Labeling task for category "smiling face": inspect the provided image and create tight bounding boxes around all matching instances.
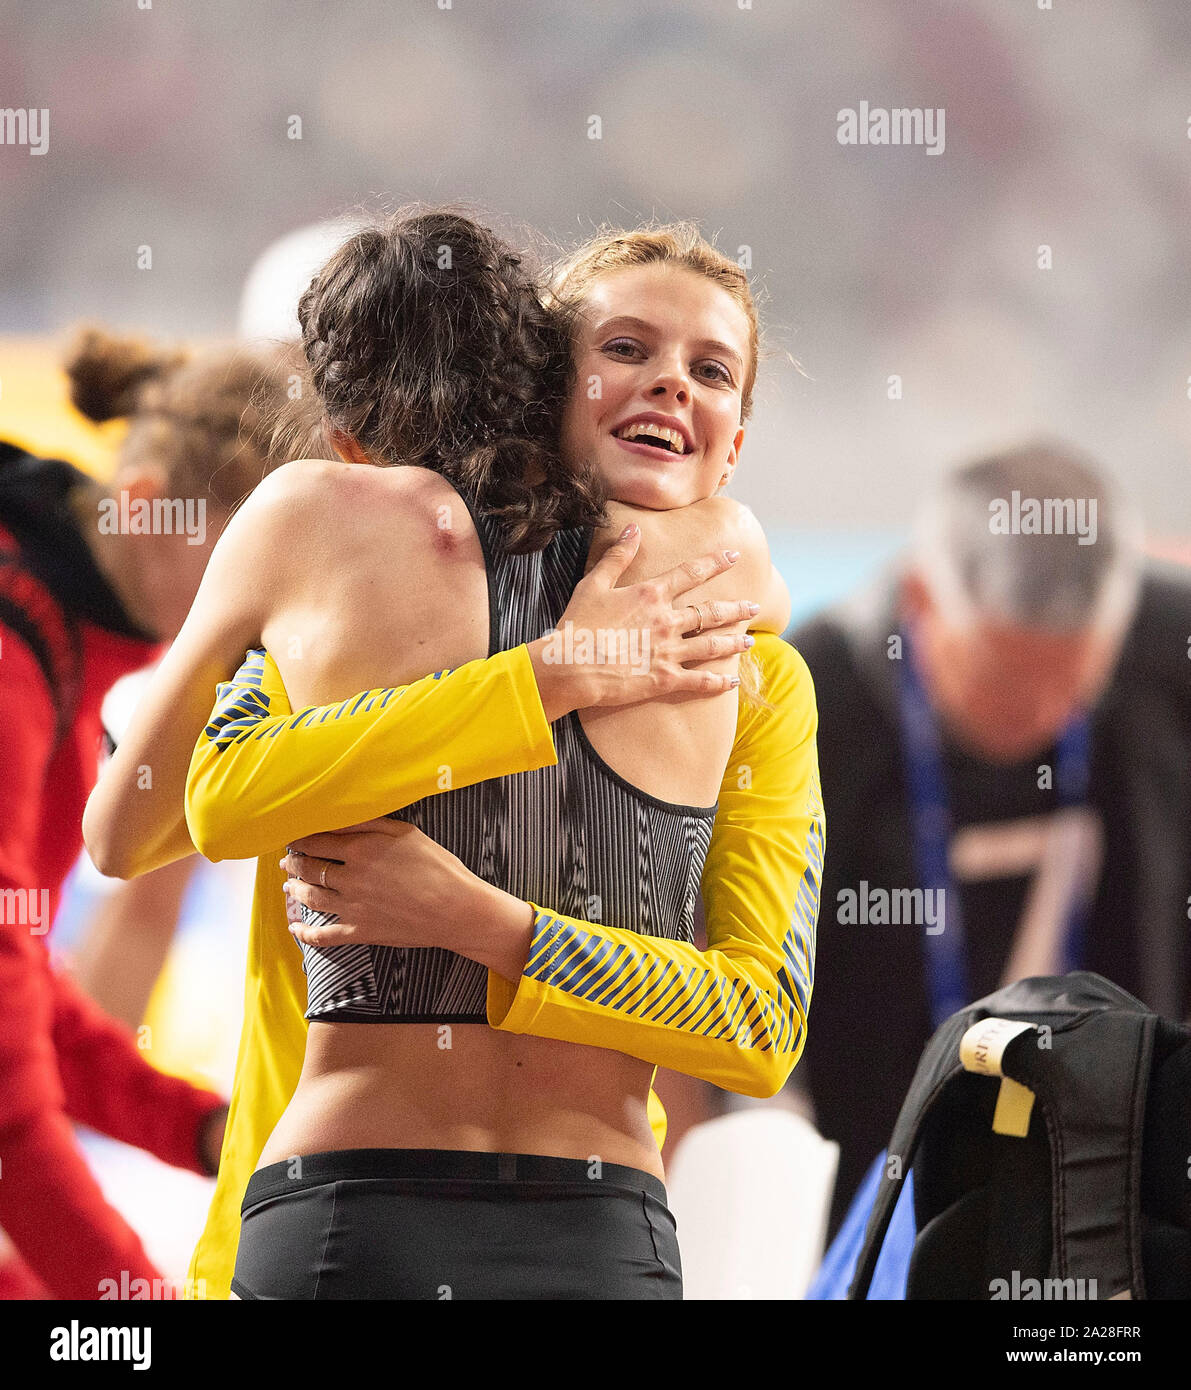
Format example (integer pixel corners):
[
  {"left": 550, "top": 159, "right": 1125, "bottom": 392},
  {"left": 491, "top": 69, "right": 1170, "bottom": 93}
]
[{"left": 559, "top": 263, "right": 752, "bottom": 510}]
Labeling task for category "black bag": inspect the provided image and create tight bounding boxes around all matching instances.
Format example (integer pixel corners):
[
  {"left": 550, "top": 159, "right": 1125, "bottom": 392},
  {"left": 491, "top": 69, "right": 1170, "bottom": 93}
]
[{"left": 848, "top": 972, "right": 1191, "bottom": 1300}]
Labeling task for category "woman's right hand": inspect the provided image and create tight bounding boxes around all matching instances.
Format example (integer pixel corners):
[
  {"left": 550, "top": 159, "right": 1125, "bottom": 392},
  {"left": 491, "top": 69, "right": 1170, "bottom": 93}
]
[{"left": 527, "top": 523, "right": 758, "bottom": 718}]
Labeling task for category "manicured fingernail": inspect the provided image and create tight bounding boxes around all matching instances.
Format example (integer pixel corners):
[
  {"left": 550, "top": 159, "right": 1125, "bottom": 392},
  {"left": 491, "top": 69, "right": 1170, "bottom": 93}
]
[
  {"left": 729, "top": 676, "right": 741, "bottom": 687},
  {"left": 619, "top": 523, "right": 638, "bottom": 540},
  {"left": 748, "top": 602, "right": 760, "bottom": 615},
  {"left": 743, "top": 634, "right": 756, "bottom": 647},
  {"left": 724, "top": 549, "right": 740, "bottom": 562}
]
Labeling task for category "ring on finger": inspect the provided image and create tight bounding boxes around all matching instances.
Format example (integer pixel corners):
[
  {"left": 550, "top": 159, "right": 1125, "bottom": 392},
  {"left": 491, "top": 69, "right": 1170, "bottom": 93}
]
[
  {"left": 686, "top": 603, "right": 704, "bottom": 636},
  {"left": 319, "top": 862, "right": 330, "bottom": 890}
]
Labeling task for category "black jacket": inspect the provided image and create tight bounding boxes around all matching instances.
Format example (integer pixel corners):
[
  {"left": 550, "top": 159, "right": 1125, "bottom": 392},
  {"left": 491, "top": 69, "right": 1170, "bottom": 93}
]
[{"left": 790, "top": 566, "right": 1191, "bottom": 1238}]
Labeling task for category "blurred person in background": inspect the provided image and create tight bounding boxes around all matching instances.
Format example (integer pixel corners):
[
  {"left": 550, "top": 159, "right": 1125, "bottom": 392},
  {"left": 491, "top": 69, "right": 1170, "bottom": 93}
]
[
  {"left": 0, "top": 326, "right": 293, "bottom": 1297},
  {"left": 788, "top": 441, "right": 1191, "bottom": 1239}
]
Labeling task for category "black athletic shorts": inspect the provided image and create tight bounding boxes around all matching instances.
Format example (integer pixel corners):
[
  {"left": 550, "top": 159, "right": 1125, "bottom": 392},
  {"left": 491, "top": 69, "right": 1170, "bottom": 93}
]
[{"left": 230, "top": 1147, "right": 683, "bottom": 1300}]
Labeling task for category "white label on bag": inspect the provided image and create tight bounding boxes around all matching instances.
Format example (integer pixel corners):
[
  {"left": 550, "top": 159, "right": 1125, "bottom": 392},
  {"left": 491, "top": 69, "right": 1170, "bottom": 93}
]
[{"left": 959, "top": 1017, "right": 1036, "bottom": 1078}]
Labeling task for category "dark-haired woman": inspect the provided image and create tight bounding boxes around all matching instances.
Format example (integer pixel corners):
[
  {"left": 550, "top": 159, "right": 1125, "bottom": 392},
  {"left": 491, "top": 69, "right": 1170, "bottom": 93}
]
[
  {"left": 87, "top": 212, "right": 821, "bottom": 1299},
  {"left": 0, "top": 328, "right": 292, "bottom": 1298}
]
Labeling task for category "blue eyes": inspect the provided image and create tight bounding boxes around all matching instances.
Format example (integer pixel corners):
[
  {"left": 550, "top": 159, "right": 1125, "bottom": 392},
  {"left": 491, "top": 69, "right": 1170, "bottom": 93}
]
[{"left": 601, "top": 339, "right": 733, "bottom": 385}]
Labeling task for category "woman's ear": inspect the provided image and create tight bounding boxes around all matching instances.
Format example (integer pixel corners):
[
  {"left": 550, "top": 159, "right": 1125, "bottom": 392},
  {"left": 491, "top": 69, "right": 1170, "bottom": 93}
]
[{"left": 717, "top": 424, "right": 746, "bottom": 489}]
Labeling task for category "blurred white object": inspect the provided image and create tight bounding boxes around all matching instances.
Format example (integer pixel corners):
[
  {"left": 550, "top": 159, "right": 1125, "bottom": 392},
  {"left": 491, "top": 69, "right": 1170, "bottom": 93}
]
[
  {"left": 101, "top": 664, "right": 156, "bottom": 746},
  {"left": 666, "top": 1108, "right": 838, "bottom": 1300},
  {"left": 237, "top": 217, "right": 366, "bottom": 343},
  {"left": 80, "top": 1132, "right": 215, "bottom": 1295}
]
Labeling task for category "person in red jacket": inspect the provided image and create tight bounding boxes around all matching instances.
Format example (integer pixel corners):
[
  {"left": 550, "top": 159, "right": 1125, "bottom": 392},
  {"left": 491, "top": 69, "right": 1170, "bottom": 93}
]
[{"left": 0, "top": 326, "right": 293, "bottom": 1298}]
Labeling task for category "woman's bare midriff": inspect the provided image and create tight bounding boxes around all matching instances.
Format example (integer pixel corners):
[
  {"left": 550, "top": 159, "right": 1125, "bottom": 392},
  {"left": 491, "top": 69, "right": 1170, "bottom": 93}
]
[{"left": 255, "top": 1021, "right": 665, "bottom": 1180}]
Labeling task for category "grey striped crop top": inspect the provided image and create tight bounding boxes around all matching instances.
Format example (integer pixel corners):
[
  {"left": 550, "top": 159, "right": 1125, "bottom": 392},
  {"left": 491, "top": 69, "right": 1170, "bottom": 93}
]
[{"left": 298, "top": 483, "right": 717, "bottom": 1023}]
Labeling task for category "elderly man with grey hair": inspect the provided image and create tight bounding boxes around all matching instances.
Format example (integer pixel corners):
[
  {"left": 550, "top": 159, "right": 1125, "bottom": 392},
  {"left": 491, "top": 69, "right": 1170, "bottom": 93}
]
[{"left": 789, "top": 440, "right": 1191, "bottom": 1239}]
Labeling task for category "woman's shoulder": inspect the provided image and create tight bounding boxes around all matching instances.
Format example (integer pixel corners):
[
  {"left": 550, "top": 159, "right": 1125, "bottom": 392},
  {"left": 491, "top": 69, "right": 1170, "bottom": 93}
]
[
  {"left": 683, "top": 493, "right": 764, "bottom": 530},
  {"left": 599, "top": 494, "right": 768, "bottom": 571},
  {"left": 250, "top": 458, "right": 449, "bottom": 503},
  {"left": 237, "top": 460, "right": 466, "bottom": 538},
  {"left": 604, "top": 493, "right": 763, "bottom": 542},
  {"left": 209, "top": 461, "right": 479, "bottom": 609}
]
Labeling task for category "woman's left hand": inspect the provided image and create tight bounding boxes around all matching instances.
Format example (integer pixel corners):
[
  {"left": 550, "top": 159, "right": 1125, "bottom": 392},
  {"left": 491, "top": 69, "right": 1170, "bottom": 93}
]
[
  {"left": 280, "top": 818, "right": 537, "bottom": 980},
  {"left": 280, "top": 817, "right": 482, "bottom": 952}
]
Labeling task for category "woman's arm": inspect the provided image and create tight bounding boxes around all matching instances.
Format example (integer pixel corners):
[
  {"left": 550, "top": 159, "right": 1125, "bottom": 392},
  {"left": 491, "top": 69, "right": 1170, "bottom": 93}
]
[
  {"left": 288, "top": 633, "right": 823, "bottom": 1099},
  {"left": 467, "top": 633, "right": 822, "bottom": 1098},
  {"left": 83, "top": 462, "right": 315, "bottom": 878},
  {"left": 183, "top": 541, "right": 755, "bottom": 862},
  {"left": 185, "top": 644, "right": 560, "bottom": 860},
  {"left": 486, "top": 643, "right": 818, "bottom": 1097}
]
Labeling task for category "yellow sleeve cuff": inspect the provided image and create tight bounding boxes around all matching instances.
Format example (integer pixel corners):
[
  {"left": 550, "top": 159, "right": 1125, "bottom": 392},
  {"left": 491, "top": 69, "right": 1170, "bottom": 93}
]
[
  {"left": 501, "top": 646, "right": 556, "bottom": 770},
  {"left": 485, "top": 898, "right": 550, "bottom": 1032}
]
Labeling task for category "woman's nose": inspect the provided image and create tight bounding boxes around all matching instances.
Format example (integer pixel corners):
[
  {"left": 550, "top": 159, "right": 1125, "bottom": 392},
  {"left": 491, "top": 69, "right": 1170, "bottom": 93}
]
[{"left": 648, "top": 373, "right": 690, "bottom": 404}]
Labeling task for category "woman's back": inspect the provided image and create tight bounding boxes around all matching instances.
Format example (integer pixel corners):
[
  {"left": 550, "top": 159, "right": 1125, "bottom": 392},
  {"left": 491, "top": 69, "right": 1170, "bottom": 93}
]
[{"left": 265, "top": 465, "right": 751, "bottom": 832}]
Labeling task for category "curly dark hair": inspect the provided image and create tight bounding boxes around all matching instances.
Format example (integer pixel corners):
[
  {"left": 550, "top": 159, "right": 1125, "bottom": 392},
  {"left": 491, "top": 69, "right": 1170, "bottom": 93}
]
[{"left": 280, "top": 207, "right": 608, "bottom": 552}]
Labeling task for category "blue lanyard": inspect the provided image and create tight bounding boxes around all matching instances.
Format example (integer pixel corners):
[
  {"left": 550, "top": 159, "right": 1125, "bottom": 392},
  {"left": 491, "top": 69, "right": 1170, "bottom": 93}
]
[{"left": 895, "top": 623, "right": 1092, "bottom": 1029}]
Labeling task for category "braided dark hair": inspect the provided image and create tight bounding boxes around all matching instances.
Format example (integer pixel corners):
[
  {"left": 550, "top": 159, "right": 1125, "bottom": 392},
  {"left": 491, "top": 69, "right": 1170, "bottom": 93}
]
[{"left": 286, "top": 208, "right": 607, "bottom": 552}]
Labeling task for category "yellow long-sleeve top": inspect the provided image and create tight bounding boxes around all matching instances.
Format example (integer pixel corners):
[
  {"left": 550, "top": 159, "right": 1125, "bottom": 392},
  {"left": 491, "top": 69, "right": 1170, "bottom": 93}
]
[{"left": 185, "top": 633, "right": 823, "bottom": 1298}]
